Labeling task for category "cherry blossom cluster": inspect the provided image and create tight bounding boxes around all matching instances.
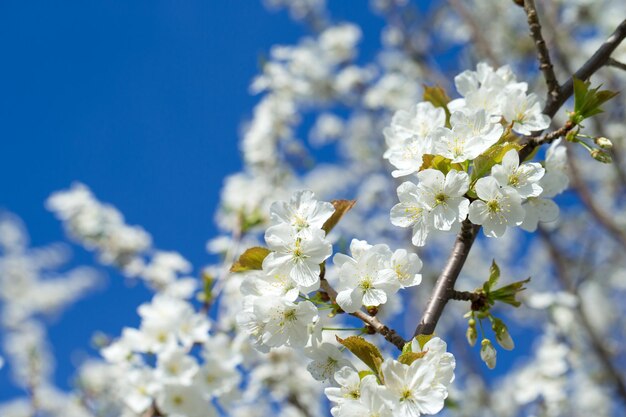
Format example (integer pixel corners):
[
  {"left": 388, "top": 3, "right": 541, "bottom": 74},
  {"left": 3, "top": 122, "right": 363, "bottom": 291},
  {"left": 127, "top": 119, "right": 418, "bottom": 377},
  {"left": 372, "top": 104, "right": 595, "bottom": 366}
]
[
  {"left": 46, "top": 183, "right": 152, "bottom": 272},
  {"left": 333, "top": 239, "right": 422, "bottom": 313},
  {"left": 386, "top": 63, "right": 569, "bottom": 245},
  {"left": 47, "top": 183, "right": 199, "bottom": 295},
  {"left": 0, "top": 214, "right": 99, "bottom": 417},
  {"left": 237, "top": 190, "right": 334, "bottom": 351},
  {"left": 325, "top": 337, "right": 455, "bottom": 417},
  {"left": 235, "top": 189, "right": 457, "bottom": 416},
  {"left": 100, "top": 294, "right": 233, "bottom": 417}
]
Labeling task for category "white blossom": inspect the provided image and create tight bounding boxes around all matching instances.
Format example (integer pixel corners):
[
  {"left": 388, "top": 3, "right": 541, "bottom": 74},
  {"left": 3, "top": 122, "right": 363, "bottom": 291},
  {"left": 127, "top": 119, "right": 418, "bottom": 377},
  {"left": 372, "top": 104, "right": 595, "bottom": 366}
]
[
  {"left": 431, "top": 110, "right": 504, "bottom": 163},
  {"left": 269, "top": 190, "right": 335, "bottom": 235},
  {"left": 334, "top": 240, "right": 400, "bottom": 313},
  {"left": 491, "top": 149, "right": 545, "bottom": 198},
  {"left": 415, "top": 169, "right": 470, "bottom": 230},
  {"left": 390, "top": 181, "right": 433, "bottom": 247},
  {"left": 468, "top": 176, "right": 525, "bottom": 237},
  {"left": 263, "top": 223, "right": 332, "bottom": 288}
]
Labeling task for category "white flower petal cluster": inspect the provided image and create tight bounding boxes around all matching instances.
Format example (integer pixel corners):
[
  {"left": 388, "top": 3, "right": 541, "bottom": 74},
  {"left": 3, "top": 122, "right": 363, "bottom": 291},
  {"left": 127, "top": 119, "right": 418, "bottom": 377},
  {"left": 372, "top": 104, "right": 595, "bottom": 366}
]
[
  {"left": 238, "top": 190, "right": 333, "bottom": 351},
  {"left": 385, "top": 63, "right": 569, "bottom": 241},
  {"left": 451, "top": 62, "right": 550, "bottom": 134},
  {"left": 46, "top": 182, "right": 152, "bottom": 271},
  {"left": 305, "top": 342, "right": 352, "bottom": 382},
  {"left": 431, "top": 109, "right": 503, "bottom": 163},
  {"left": 333, "top": 239, "right": 422, "bottom": 313},
  {"left": 468, "top": 176, "right": 525, "bottom": 238},
  {"left": 391, "top": 169, "right": 470, "bottom": 246},
  {"left": 99, "top": 293, "right": 227, "bottom": 416},
  {"left": 325, "top": 337, "right": 455, "bottom": 417},
  {"left": 384, "top": 102, "right": 445, "bottom": 177},
  {"left": 262, "top": 190, "right": 334, "bottom": 289},
  {"left": 469, "top": 147, "right": 566, "bottom": 236}
]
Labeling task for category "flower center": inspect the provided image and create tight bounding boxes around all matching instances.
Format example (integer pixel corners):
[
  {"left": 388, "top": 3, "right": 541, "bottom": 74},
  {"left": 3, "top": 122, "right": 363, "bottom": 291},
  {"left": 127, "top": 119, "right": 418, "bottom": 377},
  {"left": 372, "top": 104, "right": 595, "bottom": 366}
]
[
  {"left": 404, "top": 206, "right": 423, "bottom": 222},
  {"left": 293, "top": 238, "right": 304, "bottom": 258},
  {"left": 435, "top": 192, "right": 447, "bottom": 205},
  {"left": 284, "top": 309, "right": 298, "bottom": 322},
  {"left": 359, "top": 277, "right": 373, "bottom": 290},
  {"left": 401, "top": 389, "right": 413, "bottom": 401},
  {"left": 508, "top": 174, "right": 520, "bottom": 187},
  {"left": 487, "top": 200, "right": 501, "bottom": 213}
]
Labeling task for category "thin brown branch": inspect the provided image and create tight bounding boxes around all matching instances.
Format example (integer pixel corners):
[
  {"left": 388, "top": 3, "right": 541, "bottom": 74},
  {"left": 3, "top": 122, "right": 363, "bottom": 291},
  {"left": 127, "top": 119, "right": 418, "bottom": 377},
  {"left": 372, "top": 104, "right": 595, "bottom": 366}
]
[
  {"left": 538, "top": 227, "right": 626, "bottom": 402},
  {"left": 543, "top": 18, "right": 626, "bottom": 117},
  {"left": 607, "top": 57, "right": 626, "bottom": 72},
  {"left": 413, "top": 220, "right": 480, "bottom": 337},
  {"left": 523, "top": 0, "right": 560, "bottom": 102},
  {"left": 319, "top": 279, "right": 407, "bottom": 350},
  {"left": 566, "top": 143, "right": 626, "bottom": 250}
]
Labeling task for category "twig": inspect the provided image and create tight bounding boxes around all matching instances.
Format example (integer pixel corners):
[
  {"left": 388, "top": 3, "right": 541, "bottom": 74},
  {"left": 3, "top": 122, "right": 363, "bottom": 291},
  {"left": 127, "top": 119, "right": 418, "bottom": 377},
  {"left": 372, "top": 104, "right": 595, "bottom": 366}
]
[
  {"left": 607, "top": 57, "right": 626, "bottom": 72},
  {"left": 565, "top": 143, "right": 626, "bottom": 251},
  {"left": 523, "top": 0, "right": 560, "bottom": 102},
  {"left": 413, "top": 220, "right": 480, "bottom": 337},
  {"left": 543, "top": 19, "right": 626, "bottom": 118},
  {"left": 538, "top": 227, "right": 626, "bottom": 402},
  {"left": 319, "top": 279, "right": 407, "bottom": 350}
]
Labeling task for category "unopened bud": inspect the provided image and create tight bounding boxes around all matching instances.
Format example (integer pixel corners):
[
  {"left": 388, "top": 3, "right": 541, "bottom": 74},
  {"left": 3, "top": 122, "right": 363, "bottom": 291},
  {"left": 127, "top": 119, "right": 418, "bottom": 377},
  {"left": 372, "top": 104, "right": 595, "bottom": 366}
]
[
  {"left": 492, "top": 320, "right": 515, "bottom": 351},
  {"left": 594, "top": 137, "right": 613, "bottom": 150},
  {"left": 480, "top": 339, "right": 497, "bottom": 369},
  {"left": 591, "top": 149, "right": 612, "bottom": 163},
  {"left": 466, "top": 326, "right": 478, "bottom": 347}
]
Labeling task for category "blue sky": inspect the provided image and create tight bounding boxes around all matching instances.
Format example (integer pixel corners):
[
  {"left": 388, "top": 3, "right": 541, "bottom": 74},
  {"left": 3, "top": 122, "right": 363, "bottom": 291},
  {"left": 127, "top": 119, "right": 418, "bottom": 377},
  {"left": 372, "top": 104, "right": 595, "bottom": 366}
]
[{"left": 0, "top": 0, "right": 390, "bottom": 400}]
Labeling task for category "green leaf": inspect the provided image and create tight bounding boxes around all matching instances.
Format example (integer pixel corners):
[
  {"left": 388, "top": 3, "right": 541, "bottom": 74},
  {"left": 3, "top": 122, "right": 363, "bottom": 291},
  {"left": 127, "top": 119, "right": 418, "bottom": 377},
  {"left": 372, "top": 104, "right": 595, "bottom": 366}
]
[
  {"left": 471, "top": 143, "right": 522, "bottom": 182},
  {"left": 572, "top": 78, "right": 619, "bottom": 123},
  {"left": 230, "top": 247, "right": 271, "bottom": 272},
  {"left": 484, "top": 260, "right": 500, "bottom": 292},
  {"left": 423, "top": 85, "right": 452, "bottom": 125},
  {"left": 336, "top": 335, "right": 384, "bottom": 376},
  {"left": 398, "top": 351, "right": 427, "bottom": 366},
  {"left": 420, "top": 154, "right": 452, "bottom": 173},
  {"left": 322, "top": 200, "right": 357, "bottom": 235},
  {"left": 489, "top": 277, "right": 531, "bottom": 307},
  {"left": 401, "top": 341, "right": 413, "bottom": 354}
]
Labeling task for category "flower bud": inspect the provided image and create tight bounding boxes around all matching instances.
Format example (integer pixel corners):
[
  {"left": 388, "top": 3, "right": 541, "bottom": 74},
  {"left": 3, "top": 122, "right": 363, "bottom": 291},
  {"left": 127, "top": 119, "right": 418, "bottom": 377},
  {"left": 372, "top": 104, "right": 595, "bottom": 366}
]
[
  {"left": 493, "top": 321, "right": 515, "bottom": 351},
  {"left": 594, "top": 137, "right": 613, "bottom": 150},
  {"left": 480, "top": 339, "right": 497, "bottom": 369},
  {"left": 466, "top": 326, "right": 478, "bottom": 347},
  {"left": 591, "top": 149, "right": 612, "bottom": 163}
]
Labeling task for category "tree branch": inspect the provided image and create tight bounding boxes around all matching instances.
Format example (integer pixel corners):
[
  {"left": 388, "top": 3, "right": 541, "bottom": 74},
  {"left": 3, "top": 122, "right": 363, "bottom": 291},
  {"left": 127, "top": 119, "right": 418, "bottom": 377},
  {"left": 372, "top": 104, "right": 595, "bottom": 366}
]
[
  {"left": 607, "top": 57, "right": 626, "bottom": 72},
  {"left": 413, "top": 220, "right": 480, "bottom": 337},
  {"left": 413, "top": 17, "right": 626, "bottom": 337},
  {"left": 543, "top": 18, "right": 626, "bottom": 118},
  {"left": 565, "top": 143, "right": 626, "bottom": 251},
  {"left": 319, "top": 279, "right": 407, "bottom": 350},
  {"left": 523, "top": 0, "right": 560, "bottom": 102},
  {"left": 538, "top": 227, "right": 626, "bottom": 402}
]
